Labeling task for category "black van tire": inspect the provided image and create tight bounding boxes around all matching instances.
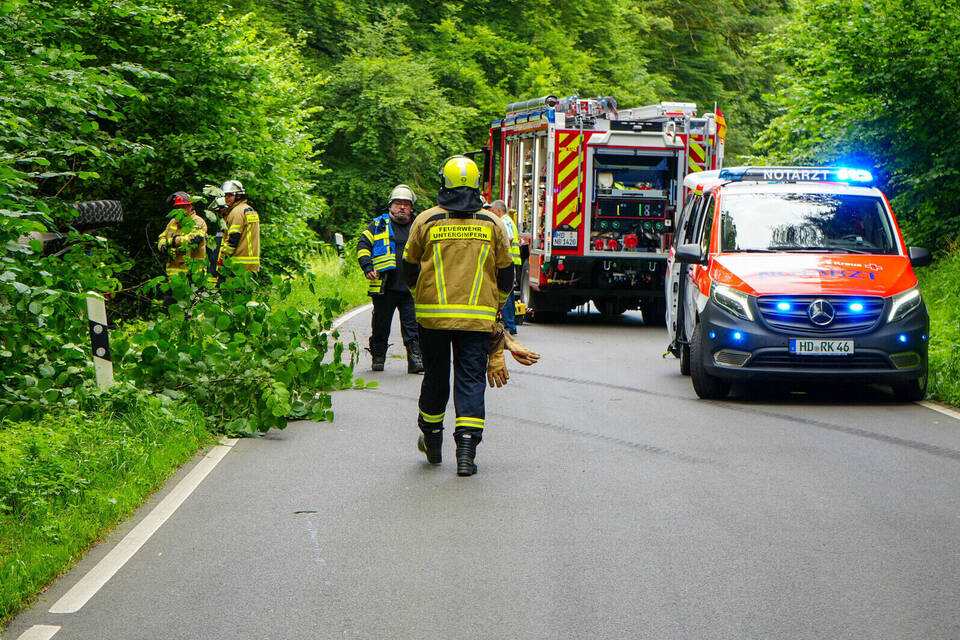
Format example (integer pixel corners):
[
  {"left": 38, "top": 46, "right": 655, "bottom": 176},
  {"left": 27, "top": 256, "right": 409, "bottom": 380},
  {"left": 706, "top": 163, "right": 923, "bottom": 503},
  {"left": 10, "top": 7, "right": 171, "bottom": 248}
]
[
  {"left": 690, "top": 323, "right": 730, "bottom": 399},
  {"left": 891, "top": 362, "right": 927, "bottom": 402}
]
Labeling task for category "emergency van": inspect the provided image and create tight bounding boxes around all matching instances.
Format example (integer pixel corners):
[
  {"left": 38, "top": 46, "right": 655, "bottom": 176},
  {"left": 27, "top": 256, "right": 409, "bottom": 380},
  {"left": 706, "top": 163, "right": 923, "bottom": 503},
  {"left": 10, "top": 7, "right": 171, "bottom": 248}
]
[
  {"left": 478, "top": 95, "right": 724, "bottom": 322},
  {"left": 665, "top": 166, "right": 932, "bottom": 401}
]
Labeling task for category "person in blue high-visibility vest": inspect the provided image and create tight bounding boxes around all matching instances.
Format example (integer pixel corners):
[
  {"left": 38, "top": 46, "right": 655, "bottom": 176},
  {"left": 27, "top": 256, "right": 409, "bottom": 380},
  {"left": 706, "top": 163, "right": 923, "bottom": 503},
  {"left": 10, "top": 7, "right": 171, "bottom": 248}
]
[{"left": 357, "top": 184, "right": 423, "bottom": 373}]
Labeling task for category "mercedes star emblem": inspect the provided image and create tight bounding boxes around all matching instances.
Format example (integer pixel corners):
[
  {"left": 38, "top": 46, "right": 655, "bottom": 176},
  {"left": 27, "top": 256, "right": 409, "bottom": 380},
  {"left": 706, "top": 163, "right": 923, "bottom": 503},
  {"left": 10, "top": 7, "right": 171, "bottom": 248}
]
[{"left": 807, "top": 299, "right": 835, "bottom": 326}]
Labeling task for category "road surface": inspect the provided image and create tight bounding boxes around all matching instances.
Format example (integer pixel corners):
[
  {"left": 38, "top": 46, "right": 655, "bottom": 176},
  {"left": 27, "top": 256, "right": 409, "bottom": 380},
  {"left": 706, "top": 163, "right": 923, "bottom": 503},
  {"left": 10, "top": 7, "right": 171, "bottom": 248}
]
[{"left": 7, "top": 307, "right": 960, "bottom": 639}]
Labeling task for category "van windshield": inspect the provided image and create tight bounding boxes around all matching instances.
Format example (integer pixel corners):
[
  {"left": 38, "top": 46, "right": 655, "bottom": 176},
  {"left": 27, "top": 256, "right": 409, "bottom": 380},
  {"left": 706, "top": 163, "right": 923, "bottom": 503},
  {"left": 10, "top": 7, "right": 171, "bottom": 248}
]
[{"left": 718, "top": 192, "right": 899, "bottom": 255}]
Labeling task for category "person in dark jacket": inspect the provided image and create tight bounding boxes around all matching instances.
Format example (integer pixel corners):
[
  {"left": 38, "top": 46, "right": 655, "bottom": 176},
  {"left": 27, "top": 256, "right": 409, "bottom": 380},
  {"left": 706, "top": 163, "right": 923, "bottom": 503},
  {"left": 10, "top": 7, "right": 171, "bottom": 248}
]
[{"left": 357, "top": 184, "right": 423, "bottom": 373}]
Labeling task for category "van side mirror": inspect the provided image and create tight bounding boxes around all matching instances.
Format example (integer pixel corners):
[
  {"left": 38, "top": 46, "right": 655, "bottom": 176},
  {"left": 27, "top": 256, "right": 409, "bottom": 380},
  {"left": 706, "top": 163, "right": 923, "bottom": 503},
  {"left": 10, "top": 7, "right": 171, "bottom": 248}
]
[
  {"left": 908, "top": 246, "right": 931, "bottom": 267},
  {"left": 676, "top": 243, "right": 704, "bottom": 265}
]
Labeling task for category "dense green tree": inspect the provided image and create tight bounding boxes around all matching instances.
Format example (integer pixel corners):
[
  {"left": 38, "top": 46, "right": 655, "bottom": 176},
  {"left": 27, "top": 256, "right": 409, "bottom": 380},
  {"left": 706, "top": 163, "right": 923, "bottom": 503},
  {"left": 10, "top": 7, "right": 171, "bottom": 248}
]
[{"left": 756, "top": 0, "right": 960, "bottom": 248}]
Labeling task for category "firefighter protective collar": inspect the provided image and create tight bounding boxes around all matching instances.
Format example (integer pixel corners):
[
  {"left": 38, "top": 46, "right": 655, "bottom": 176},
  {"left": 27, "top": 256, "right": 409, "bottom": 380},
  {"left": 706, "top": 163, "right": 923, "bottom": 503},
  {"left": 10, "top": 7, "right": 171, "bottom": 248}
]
[{"left": 436, "top": 186, "right": 484, "bottom": 213}]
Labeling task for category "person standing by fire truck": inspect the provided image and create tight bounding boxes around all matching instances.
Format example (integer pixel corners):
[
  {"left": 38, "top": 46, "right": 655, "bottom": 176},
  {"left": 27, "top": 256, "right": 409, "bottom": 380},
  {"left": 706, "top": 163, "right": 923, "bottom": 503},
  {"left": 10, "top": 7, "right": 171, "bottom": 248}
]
[
  {"left": 402, "top": 156, "right": 515, "bottom": 476},
  {"left": 490, "top": 199, "right": 521, "bottom": 334},
  {"left": 357, "top": 184, "right": 424, "bottom": 373}
]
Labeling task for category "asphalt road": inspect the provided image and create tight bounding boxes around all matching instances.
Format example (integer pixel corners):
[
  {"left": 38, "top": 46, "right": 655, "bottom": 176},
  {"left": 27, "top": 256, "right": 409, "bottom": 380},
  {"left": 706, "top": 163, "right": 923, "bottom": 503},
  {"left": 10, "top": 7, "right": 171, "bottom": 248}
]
[{"left": 8, "top": 307, "right": 960, "bottom": 639}]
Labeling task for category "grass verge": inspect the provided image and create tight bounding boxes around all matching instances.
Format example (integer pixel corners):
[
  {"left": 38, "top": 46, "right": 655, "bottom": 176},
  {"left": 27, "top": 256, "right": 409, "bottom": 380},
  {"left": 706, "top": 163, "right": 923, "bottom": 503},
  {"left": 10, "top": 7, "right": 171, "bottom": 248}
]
[
  {"left": 0, "top": 395, "right": 213, "bottom": 627},
  {"left": 283, "top": 248, "right": 369, "bottom": 314},
  {"left": 917, "top": 243, "right": 960, "bottom": 407}
]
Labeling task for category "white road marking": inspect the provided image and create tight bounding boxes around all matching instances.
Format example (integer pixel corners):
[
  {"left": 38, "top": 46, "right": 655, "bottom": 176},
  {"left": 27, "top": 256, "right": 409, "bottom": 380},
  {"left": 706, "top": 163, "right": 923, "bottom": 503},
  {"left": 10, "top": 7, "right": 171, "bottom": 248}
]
[
  {"left": 48, "top": 438, "right": 237, "bottom": 614},
  {"left": 16, "top": 625, "right": 60, "bottom": 640},
  {"left": 918, "top": 400, "right": 960, "bottom": 422},
  {"left": 42, "top": 306, "right": 367, "bottom": 618},
  {"left": 331, "top": 303, "right": 371, "bottom": 331}
]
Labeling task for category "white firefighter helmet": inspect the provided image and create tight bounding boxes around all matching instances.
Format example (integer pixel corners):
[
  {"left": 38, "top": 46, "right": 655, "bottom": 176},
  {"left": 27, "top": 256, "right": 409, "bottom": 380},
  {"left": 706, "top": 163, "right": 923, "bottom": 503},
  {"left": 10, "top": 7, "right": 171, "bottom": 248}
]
[
  {"left": 388, "top": 184, "right": 417, "bottom": 205},
  {"left": 221, "top": 179, "right": 245, "bottom": 196}
]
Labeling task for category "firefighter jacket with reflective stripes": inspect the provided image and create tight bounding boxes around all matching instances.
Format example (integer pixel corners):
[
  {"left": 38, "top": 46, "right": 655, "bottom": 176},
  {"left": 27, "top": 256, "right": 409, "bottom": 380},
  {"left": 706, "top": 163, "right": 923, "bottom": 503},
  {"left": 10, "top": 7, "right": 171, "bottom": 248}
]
[
  {"left": 357, "top": 214, "right": 411, "bottom": 295},
  {"left": 501, "top": 214, "right": 522, "bottom": 267},
  {"left": 218, "top": 200, "right": 260, "bottom": 271},
  {"left": 402, "top": 206, "right": 513, "bottom": 332},
  {"left": 158, "top": 213, "right": 207, "bottom": 276}
]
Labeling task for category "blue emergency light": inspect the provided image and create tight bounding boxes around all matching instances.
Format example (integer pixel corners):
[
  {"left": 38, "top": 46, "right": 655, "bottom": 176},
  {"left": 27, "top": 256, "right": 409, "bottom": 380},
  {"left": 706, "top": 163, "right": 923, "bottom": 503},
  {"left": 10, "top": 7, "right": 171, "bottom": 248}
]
[{"left": 718, "top": 166, "right": 874, "bottom": 185}]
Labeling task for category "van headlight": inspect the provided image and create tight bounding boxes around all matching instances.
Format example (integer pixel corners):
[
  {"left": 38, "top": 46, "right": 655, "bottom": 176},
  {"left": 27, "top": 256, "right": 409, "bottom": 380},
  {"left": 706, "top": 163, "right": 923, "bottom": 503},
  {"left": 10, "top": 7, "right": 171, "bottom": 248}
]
[
  {"left": 710, "top": 283, "right": 754, "bottom": 321},
  {"left": 887, "top": 286, "right": 922, "bottom": 323}
]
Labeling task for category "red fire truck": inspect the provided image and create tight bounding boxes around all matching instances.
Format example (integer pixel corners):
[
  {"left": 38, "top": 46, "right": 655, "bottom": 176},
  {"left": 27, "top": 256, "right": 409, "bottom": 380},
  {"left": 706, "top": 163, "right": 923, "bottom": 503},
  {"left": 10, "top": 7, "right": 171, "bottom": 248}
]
[{"left": 478, "top": 95, "right": 725, "bottom": 323}]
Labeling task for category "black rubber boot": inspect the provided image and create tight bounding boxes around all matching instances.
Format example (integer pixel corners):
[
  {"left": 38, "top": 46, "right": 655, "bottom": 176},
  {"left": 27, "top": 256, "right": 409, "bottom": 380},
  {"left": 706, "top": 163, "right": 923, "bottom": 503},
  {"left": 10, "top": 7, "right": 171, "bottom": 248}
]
[
  {"left": 366, "top": 341, "right": 387, "bottom": 372},
  {"left": 406, "top": 342, "right": 425, "bottom": 374},
  {"left": 417, "top": 427, "right": 442, "bottom": 464},
  {"left": 455, "top": 432, "right": 479, "bottom": 477}
]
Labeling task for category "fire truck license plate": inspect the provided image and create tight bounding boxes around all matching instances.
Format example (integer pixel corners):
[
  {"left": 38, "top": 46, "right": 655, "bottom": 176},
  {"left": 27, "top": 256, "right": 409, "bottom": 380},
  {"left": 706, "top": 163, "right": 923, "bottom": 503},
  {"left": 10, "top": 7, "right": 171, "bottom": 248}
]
[
  {"left": 552, "top": 231, "right": 578, "bottom": 247},
  {"left": 789, "top": 339, "right": 854, "bottom": 355}
]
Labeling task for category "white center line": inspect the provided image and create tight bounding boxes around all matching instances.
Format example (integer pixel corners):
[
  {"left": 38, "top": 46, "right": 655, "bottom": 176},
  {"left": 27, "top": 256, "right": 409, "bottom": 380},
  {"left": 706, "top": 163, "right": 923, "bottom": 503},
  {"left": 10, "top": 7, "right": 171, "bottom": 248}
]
[
  {"left": 16, "top": 625, "right": 61, "bottom": 640},
  {"left": 48, "top": 438, "right": 237, "bottom": 614}
]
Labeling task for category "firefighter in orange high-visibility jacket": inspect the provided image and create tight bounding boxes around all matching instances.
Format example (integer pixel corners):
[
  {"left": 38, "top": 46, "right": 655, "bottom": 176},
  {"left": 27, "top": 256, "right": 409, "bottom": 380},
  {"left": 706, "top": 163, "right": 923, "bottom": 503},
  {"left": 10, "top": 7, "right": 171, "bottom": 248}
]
[
  {"left": 158, "top": 191, "right": 207, "bottom": 277},
  {"left": 357, "top": 184, "right": 423, "bottom": 374},
  {"left": 402, "top": 155, "right": 518, "bottom": 477},
  {"left": 216, "top": 179, "right": 260, "bottom": 275}
]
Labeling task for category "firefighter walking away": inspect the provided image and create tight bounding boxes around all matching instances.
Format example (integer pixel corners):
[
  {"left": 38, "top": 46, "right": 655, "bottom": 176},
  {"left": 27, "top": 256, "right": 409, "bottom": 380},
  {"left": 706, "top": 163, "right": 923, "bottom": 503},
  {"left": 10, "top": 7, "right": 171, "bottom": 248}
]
[{"left": 403, "top": 156, "right": 539, "bottom": 476}]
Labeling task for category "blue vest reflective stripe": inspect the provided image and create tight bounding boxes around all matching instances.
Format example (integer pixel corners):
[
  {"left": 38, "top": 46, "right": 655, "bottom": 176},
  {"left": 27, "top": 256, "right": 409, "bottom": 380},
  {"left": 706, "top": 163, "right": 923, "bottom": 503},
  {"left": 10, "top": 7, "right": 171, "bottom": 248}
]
[{"left": 370, "top": 214, "right": 397, "bottom": 272}]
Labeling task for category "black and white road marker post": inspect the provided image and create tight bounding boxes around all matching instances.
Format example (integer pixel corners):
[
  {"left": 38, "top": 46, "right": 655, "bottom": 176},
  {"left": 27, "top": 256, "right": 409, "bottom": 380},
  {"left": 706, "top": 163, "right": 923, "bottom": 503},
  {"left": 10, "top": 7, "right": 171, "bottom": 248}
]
[{"left": 86, "top": 292, "right": 114, "bottom": 389}]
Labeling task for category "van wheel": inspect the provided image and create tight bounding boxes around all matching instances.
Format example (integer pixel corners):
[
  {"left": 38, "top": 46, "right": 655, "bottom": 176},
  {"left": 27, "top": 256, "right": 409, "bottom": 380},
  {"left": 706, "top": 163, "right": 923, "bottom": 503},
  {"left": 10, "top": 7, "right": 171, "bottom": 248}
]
[
  {"left": 891, "top": 363, "right": 927, "bottom": 402},
  {"left": 679, "top": 343, "right": 691, "bottom": 376},
  {"left": 690, "top": 324, "right": 730, "bottom": 399}
]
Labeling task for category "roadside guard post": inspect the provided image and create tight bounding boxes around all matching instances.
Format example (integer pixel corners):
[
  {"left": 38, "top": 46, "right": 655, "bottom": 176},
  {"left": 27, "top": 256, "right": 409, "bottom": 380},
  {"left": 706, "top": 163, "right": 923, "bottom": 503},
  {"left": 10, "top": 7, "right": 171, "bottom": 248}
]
[
  {"left": 86, "top": 292, "right": 115, "bottom": 390},
  {"left": 334, "top": 232, "right": 345, "bottom": 267}
]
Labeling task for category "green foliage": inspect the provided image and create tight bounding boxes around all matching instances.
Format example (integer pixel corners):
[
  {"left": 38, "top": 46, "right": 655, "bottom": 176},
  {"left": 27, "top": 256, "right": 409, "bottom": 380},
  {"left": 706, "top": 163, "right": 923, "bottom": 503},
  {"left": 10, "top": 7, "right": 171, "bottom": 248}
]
[
  {"left": 315, "top": 8, "right": 477, "bottom": 230},
  {"left": 917, "top": 243, "right": 960, "bottom": 406},
  {"left": 756, "top": 0, "right": 960, "bottom": 248},
  {"left": 115, "top": 261, "right": 357, "bottom": 435},
  {"left": 0, "top": 395, "right": 212, "bottom": 623},
  {"left": 288, "top": 0, "right": 786, "bottom": 231}
]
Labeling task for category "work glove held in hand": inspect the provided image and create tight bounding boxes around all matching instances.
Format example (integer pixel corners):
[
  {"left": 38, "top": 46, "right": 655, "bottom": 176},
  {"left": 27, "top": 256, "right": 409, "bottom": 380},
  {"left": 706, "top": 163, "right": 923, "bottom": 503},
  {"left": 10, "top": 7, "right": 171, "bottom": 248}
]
[
  {"left": 504, "top": 332, "right": 541, "bottom": 366},
  {"left": 487, "top": 349, "right": 509, "bottom": 387}
]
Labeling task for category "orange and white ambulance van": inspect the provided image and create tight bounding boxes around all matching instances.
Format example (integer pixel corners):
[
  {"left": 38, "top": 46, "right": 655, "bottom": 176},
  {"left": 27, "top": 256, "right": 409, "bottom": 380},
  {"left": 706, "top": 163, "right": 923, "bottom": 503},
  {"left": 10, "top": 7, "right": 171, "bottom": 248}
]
[{"left": 665, "top": 166, "right": 932, "bottom": 400}]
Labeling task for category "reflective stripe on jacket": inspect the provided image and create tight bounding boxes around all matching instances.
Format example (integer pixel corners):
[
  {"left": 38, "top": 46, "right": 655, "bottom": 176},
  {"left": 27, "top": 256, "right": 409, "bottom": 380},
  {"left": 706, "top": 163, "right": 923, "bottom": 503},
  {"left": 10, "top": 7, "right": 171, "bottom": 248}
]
[{"left": 402, "top": 206, "right": 512, "bottom": 332}]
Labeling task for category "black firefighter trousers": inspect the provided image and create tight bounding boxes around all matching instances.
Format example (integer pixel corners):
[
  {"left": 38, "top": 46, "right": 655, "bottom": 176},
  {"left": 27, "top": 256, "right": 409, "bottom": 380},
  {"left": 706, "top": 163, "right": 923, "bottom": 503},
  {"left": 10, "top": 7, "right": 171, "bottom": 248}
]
[
  {"left": 416, "top": 326, "right": 489, "bottom": 442},
  {"left": 369, "top": 290, "right": 418, "bottom": 354}
]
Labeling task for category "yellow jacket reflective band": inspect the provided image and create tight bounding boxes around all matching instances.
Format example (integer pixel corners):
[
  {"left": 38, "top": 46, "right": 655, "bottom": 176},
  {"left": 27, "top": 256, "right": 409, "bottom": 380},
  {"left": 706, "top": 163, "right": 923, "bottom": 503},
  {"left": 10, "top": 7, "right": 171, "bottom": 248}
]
[
  {"left": 414, "top": 304, "right": 497, "bottom": 320},
  {"left": 468, "top": 245, "right": 489, "bottom": 306}
]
